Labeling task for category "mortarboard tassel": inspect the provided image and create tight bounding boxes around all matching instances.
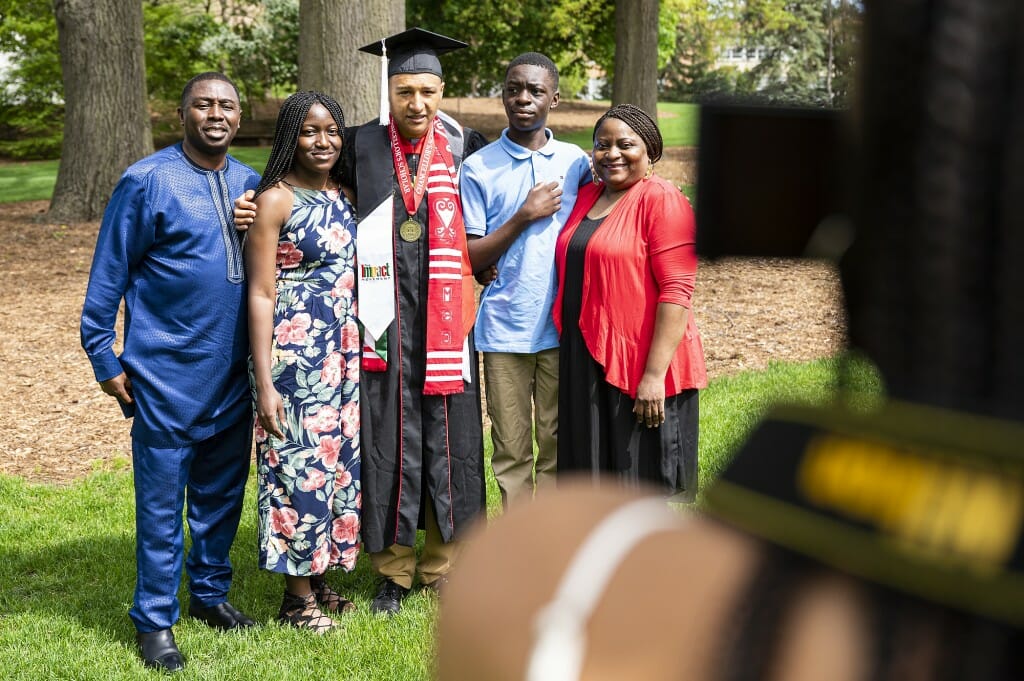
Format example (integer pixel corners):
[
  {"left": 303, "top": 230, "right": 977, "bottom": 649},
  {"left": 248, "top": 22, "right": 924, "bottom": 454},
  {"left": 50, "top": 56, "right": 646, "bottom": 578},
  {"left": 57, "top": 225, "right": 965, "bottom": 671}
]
[{"left": 379, "top": 39, "right": 389, "bottom": 126}]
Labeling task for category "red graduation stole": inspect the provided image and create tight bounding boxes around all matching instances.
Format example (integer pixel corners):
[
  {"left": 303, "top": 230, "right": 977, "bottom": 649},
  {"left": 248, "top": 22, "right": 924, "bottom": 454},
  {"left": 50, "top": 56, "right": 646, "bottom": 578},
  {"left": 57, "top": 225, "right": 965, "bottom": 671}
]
[{"left": 387, "top": 116, "right": 475, "bottom": 395}]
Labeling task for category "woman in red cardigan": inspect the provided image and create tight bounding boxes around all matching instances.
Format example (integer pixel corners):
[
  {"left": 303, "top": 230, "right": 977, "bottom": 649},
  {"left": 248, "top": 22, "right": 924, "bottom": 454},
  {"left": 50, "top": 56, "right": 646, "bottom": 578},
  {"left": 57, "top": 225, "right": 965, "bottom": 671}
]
[{"left": 553, "top": 104, "right": 707, "bottom": 501}]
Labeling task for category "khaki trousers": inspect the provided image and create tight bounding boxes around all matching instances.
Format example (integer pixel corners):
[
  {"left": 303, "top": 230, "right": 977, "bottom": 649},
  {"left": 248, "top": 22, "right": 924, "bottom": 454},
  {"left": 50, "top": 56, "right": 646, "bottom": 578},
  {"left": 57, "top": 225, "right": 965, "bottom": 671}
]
[
  {"left": 369, "top": 499, "right": 458, "bottom": 590},
  {"left": 483, "top": 349, "right": 559, "bottom": 507}
]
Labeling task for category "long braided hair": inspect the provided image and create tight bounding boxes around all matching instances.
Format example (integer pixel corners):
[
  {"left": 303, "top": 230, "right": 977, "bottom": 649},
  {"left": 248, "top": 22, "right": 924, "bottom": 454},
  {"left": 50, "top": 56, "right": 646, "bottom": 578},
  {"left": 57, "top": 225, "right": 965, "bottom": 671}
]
[
  {"left": 592, "top": 104, "right": 663, "bottom": 164},
  {"left": 254, "top": 91, "right": 346, "bottom": 198}
]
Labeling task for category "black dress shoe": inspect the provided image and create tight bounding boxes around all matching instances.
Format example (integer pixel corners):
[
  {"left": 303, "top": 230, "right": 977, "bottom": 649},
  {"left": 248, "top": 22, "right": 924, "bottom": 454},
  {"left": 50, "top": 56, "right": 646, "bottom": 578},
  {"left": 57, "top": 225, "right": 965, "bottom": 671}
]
[
  {"left": 220, "top": 601, "right": 256, "bottom": 628},
  {"left": 370, "top": 579, "right": 410, "bottom": 615},
  {"left": 188, "top": 600, "right": 255, "bottom": 630},
  {"left": 136, "top": 628, "right": 185, "bottom": 672}
]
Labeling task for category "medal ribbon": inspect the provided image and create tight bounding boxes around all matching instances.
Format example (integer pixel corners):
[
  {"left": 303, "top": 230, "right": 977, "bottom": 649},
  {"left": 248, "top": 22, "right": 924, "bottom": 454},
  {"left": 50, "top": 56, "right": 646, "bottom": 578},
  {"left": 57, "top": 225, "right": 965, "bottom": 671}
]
[{"left": 389, "top": 116, "right": 435, "bottom": 220}]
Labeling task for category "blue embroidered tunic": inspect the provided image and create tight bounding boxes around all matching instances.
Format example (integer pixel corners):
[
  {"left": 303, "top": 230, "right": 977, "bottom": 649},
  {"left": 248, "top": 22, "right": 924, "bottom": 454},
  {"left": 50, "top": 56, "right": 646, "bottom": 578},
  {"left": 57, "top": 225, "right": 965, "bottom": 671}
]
[{"left": 81, "top": 143, "right": 259, "bottom": 447}]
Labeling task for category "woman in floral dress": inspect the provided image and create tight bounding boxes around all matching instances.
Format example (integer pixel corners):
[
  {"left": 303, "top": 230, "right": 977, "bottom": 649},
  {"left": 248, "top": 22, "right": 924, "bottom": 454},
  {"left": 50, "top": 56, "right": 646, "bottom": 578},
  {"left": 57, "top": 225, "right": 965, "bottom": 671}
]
[{"left": 245, "top": 91, "right": 360, "bottom": 633}]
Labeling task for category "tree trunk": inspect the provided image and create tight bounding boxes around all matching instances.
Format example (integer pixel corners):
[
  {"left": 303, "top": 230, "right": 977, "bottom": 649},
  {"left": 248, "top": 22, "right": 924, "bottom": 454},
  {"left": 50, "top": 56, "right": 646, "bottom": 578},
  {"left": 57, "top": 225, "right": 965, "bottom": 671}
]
[
  {"left": 49, "top": 0, "right": 152, "bottom": 223},
  {"left": 298, "top": 0, "right": 405, "bottom": 127},
  {"left": 612, "top": 0, "right": 660, "bottom": 118}
]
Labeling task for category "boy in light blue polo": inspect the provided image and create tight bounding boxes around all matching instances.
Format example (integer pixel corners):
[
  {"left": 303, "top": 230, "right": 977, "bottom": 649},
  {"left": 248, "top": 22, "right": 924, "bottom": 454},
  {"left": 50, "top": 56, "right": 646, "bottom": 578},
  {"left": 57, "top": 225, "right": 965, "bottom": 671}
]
[{"left": 460, "top": 52, "right": 590, "bottom": 506}]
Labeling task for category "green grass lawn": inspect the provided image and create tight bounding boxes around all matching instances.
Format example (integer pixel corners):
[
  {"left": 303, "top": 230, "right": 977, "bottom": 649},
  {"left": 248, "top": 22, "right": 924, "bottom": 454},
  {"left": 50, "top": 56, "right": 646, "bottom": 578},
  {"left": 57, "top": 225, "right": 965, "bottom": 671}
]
[
  {"left": 0, "top": 102, "right": 700, "bottom": 205},
  {"left": 227, "top": 146, "right": 271, "bottom": 175},
  {"left": 0, "top": 148, "right": 270, "bottom": 205},
  {"left": 0, "top": 147, "right": 695, "bottom": 206},
  {"left": 0, "top": 158, "right": 60, "bottom": 203},
  {"left": 0, "top": 355, "right": 879, "bottom": 680},
  {"left": 561, "top": 101, "right": 700, "bottom": 149}
]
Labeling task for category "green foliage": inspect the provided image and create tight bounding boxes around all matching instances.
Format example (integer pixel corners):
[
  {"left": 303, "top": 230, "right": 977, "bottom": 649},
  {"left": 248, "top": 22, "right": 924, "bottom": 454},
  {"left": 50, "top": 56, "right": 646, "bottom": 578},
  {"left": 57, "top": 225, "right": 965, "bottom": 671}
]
[
  {"left": 143, "top": 1, "right": 222, "bottom": 103},
  {"left": 660, "top": 0, "right": 863, "bottom": 107},
  {"left": 0, "top": 104, "right": 64, "bottom": 160},
  {"left": 407, "top": 0, "right": 614, "bottom": 99},
  {"left": 738, "top": 0, "right": 830, "bottom": 104},
  {"left": 198, "top": 0, "right": 298, "bottom": 109},
  {"left": 0, "top": 0, "right": 62, "bottom": 105},
  {"left": 0, "top": 0, "right": 298, "bottom": 160},
  {"left": 0, "top": 0, "right": 64, "bottom": 159}
]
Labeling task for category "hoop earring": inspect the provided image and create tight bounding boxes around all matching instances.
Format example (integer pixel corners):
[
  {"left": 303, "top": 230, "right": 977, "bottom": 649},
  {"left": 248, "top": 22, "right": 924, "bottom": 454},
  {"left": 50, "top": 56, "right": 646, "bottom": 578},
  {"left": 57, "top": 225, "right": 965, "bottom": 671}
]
[
  {"left": 644, "top": 163, "right": 655, "bottom": 179},
  {"left": 591, "top": 167, "right": 601, "bottom": 185}
]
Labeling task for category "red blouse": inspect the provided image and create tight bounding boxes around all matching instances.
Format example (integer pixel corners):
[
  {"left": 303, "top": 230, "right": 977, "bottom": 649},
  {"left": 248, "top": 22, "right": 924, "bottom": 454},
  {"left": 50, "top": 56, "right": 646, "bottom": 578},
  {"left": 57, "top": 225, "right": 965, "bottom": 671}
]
[{"left": 553, "top": 176, "right": 707, "bottom": 398}]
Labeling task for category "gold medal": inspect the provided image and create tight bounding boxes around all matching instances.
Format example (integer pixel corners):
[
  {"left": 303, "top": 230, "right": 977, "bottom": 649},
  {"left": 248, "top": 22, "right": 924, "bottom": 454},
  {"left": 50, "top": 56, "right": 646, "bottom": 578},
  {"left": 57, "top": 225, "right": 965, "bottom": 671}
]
[{"left": 400, "top": 218, "right": 422, "bottom": 242}]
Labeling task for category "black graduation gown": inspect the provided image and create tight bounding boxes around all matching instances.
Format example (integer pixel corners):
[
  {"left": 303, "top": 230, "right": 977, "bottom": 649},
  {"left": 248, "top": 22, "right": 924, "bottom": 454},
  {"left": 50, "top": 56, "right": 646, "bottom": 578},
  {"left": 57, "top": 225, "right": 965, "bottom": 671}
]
[{"left": 342, "top": 118, "right": 488, "bottom": 553}]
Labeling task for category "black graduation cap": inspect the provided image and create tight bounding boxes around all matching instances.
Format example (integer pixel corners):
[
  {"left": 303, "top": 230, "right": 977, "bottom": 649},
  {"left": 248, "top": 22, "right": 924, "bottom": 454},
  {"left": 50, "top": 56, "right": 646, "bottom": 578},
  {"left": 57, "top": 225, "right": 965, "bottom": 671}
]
[
  {"left": 359, "top": 27, "right": 468, "bottom": 125},
  {"left": 358, "top": 27, "right": 467, "bottom": 79}
]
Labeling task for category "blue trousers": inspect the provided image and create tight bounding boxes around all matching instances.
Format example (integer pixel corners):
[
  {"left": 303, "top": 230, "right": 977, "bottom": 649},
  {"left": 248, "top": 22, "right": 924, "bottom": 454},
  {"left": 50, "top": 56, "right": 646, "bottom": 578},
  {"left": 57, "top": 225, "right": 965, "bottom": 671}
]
[{"left": 129, "top": 416, "right": 251, "bottom": 633}]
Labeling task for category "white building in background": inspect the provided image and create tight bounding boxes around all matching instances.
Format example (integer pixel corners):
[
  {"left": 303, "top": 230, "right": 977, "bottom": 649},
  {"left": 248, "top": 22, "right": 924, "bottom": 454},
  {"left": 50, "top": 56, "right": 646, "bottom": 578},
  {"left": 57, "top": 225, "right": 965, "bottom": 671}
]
[{"left": 716, "top": 46, "right": 768, "bottom": 71}]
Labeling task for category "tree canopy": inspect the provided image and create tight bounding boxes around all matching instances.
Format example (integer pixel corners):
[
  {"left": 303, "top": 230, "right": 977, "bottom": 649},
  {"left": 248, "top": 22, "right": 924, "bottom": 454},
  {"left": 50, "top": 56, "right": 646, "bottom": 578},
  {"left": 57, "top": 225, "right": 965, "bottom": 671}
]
[
  {"left": 0, "top": 0, "right": 862, "bottom": 161},
  {"left": 662, "top": 0, "right": 863, "bottom": 106},
  {"left": 0, "top": 0, "right": 299, "bottom": 159}
]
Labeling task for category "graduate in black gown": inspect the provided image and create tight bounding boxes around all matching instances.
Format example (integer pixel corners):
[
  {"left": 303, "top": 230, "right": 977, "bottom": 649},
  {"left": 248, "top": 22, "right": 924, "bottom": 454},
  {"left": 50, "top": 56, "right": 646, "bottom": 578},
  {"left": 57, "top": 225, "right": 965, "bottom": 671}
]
[{"left": 342, "top": 28, "right": 489, "bottom": 615}]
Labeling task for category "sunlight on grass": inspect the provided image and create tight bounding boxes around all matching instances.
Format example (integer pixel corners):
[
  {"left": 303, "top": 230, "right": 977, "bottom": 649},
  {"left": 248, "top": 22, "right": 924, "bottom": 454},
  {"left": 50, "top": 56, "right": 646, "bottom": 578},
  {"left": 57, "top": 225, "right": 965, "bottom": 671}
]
[
  {"left": 228, "top": 146, "right": 271, "bottom": 175},
  {"left": 0, "top": 102, "right": 701, "bottom": 204},
  {"left": 699, "top": 354, "right": 884, "bottom": 484},
  {"left": 562, "top": 102, "right": 700, "bottom": 150},
  {"left": 0, "top": 159, "right": 59, "bottom": 203},
  {"left": 0, "top": 355, "right": 881, "bottom": 679}
]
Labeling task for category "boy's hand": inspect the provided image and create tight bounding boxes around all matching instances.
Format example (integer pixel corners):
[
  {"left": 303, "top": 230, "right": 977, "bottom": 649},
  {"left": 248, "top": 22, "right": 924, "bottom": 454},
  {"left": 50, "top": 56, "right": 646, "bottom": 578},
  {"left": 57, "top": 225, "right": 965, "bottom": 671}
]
[
  {"left": 519, "top": 181, "right": 562, "bottom": 222},
  {"left": 475, "top": 264, "right": 498, "bottom": 286}
]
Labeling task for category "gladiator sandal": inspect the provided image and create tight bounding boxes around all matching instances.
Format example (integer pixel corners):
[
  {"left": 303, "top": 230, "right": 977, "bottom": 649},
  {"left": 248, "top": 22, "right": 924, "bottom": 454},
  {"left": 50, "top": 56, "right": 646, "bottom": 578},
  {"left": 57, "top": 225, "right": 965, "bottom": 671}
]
[
  {"left": 277, "top": 590, "right": 336, "bottom": 634},
  {"left": 310, "top": 574, "right": 357, "bottom": 614}
]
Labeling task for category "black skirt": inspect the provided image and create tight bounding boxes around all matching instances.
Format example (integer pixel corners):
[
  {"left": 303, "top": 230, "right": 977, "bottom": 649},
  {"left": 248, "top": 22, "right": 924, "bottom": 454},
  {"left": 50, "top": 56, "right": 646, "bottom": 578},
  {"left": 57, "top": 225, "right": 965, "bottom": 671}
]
[{"left": 557, "top": 216, "right": 699, "bottom": 500}]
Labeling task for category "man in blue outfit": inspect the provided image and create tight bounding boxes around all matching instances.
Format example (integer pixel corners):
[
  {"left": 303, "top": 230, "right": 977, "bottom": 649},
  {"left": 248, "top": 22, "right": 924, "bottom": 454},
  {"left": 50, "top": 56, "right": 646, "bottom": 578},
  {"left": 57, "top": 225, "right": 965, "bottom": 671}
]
[
  {"left": 460, "top": 53, "right": 591, "bottom": 506},
  {"left": 80, "top": 72, "right": 259, "bottom": 672}
]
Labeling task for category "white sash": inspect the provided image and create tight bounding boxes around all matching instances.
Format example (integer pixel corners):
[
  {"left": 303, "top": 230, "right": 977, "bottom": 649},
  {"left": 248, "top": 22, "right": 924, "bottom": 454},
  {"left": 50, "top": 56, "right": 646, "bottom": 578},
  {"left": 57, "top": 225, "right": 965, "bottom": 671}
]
[{"left": 356, "top": 196, "right": 395, "bottom": 344}]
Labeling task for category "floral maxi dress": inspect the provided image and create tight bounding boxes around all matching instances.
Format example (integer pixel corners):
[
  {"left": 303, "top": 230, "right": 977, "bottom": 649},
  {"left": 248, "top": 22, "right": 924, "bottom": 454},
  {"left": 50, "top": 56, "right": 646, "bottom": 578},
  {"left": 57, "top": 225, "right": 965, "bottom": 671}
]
[{"left": 252, "top": 186, "right": 361, "bottom": 576}]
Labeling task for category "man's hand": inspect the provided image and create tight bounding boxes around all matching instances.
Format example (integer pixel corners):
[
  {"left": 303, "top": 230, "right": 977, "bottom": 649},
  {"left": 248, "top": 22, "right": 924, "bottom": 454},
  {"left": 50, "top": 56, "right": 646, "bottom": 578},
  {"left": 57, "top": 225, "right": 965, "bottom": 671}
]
[
  {"left": 100, "top": 372, "right": 134, "bottom": 405},
  {"left": 519, "top": 181, "right": 563, "bottom": 222},
  {"left": 233, "top": 189, "right": 257, "bottom": 231},
  {"left": 475, "top": 264, "right": 498, "bottom": 286}
]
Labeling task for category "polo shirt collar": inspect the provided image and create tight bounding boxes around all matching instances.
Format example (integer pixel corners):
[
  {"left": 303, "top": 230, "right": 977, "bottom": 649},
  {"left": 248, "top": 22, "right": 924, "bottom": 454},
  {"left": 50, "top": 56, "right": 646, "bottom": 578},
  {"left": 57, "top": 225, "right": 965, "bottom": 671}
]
[{"left": 499, "top": 128, "right": 556, "bottom": 160}]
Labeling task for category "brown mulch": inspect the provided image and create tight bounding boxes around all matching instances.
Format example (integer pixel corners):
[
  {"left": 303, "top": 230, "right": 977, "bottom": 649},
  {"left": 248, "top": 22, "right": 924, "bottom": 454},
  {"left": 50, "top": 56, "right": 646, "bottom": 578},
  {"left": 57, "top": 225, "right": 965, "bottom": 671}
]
[{"left": 2, "top": 100, "right": 844, "bottom": 484}]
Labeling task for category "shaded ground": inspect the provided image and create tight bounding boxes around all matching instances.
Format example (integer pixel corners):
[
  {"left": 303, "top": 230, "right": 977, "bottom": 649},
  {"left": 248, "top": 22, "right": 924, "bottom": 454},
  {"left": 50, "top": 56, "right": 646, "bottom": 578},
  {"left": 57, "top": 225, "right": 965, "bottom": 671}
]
[{"left": 2, "top": 98, "right": 844, "bottom": 483}]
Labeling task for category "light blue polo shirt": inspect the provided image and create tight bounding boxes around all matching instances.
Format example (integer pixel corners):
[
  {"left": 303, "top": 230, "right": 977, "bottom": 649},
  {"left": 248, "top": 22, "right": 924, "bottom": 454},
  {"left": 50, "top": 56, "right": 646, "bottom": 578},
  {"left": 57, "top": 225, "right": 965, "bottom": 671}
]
[{"left": 460, "top": 128, "right": 591, "bottom": 353}]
